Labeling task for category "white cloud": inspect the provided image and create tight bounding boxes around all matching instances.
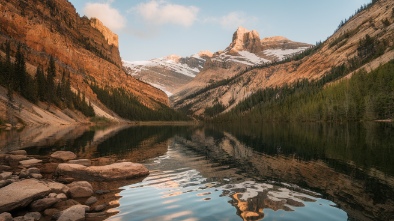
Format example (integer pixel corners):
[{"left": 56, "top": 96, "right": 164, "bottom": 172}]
[
  {"left": 132, "top": 0, "right": 199, "bottom": 27},
  {"left": 205, "top": 12, "right": 258, "bottom": 30},
  {"left": 84, "top": 2, "right": 126, "bottom": 31}
]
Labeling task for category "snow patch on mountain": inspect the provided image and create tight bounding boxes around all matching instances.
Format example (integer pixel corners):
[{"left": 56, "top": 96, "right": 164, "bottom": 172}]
[
  {"left": 123, "top": 57, "right": 200, "bottom": 78},
  {"left": 263, "top": 47, "right": 310, "bottom": 60}
]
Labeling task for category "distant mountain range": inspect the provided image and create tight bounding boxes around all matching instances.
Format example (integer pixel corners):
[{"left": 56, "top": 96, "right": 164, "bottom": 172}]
[{"left": 123, "top": 27, "right": 311, "bottom": 96}]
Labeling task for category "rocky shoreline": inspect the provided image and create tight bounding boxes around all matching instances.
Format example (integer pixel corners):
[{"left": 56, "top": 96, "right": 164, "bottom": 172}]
[{"left": 0, "top": 150, "right": 149, "bottom": 221}]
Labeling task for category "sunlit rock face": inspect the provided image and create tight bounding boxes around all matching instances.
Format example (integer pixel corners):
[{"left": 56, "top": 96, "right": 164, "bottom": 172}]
[{"left": 0, "top": 0, "right": 169, "bottom": 124}]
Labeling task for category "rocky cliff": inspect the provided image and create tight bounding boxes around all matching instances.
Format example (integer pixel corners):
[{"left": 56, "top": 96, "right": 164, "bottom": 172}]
[
  {"left": 173, "top": 0, "right": 394, "bottom": 117},
  {"left": 0, "top": 0, "right": 169, "bottom": 124}
]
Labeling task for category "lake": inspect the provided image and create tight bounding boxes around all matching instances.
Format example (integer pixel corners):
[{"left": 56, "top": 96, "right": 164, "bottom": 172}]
[{"left": 1, "top": 122, "right": 393, "bottom": 220}]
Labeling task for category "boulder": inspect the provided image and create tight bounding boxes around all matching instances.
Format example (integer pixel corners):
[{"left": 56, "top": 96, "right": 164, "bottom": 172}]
[
  {"left": 31, "top": 174, "right": 43, "bottom": 179},
  {"left": 47, "top": 181, "right": 70, "bottom": 194},
  {"left": 0, "top": 212, "right": 12, "bottom": 221},
  {"left": 0, "top": 172, "right": 12, "bottom": 180},
  {"left": 93, "top": 204, "right": 106, "bottom": 212},
  {"left": 68, "top": 181, "right": 93, "bottom": 198},
  {"left": 56, "top": 162, "right": 149, "bottom": 181},
  {"left": 48, "top": 193, "right": 57, "bottom": 198},
  {"left": 56, "top": 193, "right": 68, "bottom": 200},
  {"left": 57, "top": 205, "right": 89, "bottom": 221},
  {"left": 27, "top": 167, "right": 40, "bottom": 175},
  {"left": 54, "top": 199, "right": 80, "bottom": 211},
  {"left": 19, "top": 159, "right": 42, "bottom": 168},
  {"left": 0, "top": 179, "right": 51, "bottom": 213},
  {"left": 50, "top": 151, "right": 77, "bottom": 162},
  {"left": 24, "top": 212, "right": 41, "bottom": 221},
  {"left": 8, "top": 150, "right": 27, "bottom": 155},
  {"left": 0, "top": 165, "right": 11, "bottom": 172},
  {"left": 85, "top": 196, "right": 98, "bottom": 206},
  {"left": 30, "top": 198, "right": 60, "bottom": 212},
  {"left": 68, "top": 159, "right": 91, "bottom": 166},
  {"left": 43, "top": 208, "right": 61, "bottom": 218},
  {"left": 7, "top": 155, "right": 29, "bottom": 167}
]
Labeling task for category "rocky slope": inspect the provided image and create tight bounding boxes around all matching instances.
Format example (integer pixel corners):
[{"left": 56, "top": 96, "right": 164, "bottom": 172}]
[
  {"left": 0, "top": 0, "right": 169, "bottom": 125},
  {"left": 124, "top": 27, "right": 309, "bottom": 98},
  {"left": 173, "top": 0, "right": 394, "bottom": 117}
]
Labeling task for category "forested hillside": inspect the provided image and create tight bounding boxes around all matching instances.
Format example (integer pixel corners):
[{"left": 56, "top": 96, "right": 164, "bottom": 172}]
[{"left": 214, "top": 59, "right": 394, "bottom": 122}]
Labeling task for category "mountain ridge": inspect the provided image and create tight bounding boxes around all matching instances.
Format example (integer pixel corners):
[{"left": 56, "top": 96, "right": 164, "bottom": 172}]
[{"left": 124, "top": 27, "right": 311, "bottom": 97}]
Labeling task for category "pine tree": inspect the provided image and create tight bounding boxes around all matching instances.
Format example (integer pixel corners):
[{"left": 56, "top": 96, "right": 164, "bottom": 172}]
[
  {"left": 35, "top": 65, "right": 47, "bottom": 101},
  {"left": 46, "top": 56, "right": 56, "bottom": 104}
]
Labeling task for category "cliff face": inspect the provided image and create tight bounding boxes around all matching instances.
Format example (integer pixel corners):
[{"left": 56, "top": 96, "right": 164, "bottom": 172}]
[
  {"left": 0, "top": 0, "right": 168, "bottom": 124},
  {"left": 173, "top": 0, "right": 394, "bottom": 117}
]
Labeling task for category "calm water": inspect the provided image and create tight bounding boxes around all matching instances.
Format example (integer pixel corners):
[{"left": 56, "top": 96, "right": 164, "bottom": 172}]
[{"left": 1, "top": 123, "right": 394, "bottom": 220}]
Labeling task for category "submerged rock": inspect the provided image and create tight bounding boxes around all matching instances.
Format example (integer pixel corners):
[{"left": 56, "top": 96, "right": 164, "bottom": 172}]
[
  {"left": 0, "top": 179, "right": 51, "bottom": 213},
  {"left": 56, "top": 162, "right": 149, "bottom": 181}
]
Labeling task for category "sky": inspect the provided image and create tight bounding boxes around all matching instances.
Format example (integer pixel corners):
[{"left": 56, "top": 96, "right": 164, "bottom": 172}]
[{"left": 69, "top": 0, "right": 372, "bottom": 61}]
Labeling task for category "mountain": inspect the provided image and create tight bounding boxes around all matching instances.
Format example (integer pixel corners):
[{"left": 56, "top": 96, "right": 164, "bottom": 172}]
[
  {"left": 0, "top": 0, "right": 180, "bottom": 125},
  {"left": 171, "top": 27, "right": 311, "bottom": 115},
  {"left": 123, "top": 51, "right": 212, "bottom": 96},
  {"left": 124, "top": 27, "right": 310, "bottom": 99},
  {"left": 173, "top": 0, "right": 394, "bottom": 119}
]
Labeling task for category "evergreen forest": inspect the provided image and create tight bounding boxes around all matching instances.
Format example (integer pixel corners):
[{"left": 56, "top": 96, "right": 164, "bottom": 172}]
[{"left": 0, "top": 42, "right": 95, "bottom": 117}]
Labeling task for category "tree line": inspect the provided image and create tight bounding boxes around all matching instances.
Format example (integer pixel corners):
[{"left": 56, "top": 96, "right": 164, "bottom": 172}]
[
  {"left": 0, "top": 41, "right": 94, "bottom": 118},
  {"left": 90, "top": 83, "right": 190, "bottom": 121}
]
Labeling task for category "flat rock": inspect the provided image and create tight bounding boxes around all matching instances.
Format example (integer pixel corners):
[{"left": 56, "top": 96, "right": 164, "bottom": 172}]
[
  {"left": 57, "top": 205, "right": 89, "bottom": 221},
  {"left": 0, "top": 212, "right": 13, "bottom": 221},
  {"left": 0, "top": 179, "right": 51, "bottom": 213},
  {"left": 0, "top": 180, "right": 12, "bottom": 188},
  {"left": 30, "top": 197, "right": 60, "bottom": 212},
  {"left": 19, "top": 159, "right": 42, "bottom": 168},
  {"left": 68, "top": 159, "right": 91, "bottom": 166},
  {"left": 0, "top": 172, "right": 12, "bottom": 180},
  {"left": 51, "top": 151, "right": 77, "bottom": 162},
  {"left": 56, "top": 162, "right": 149, "bottom": 181},
  {"left": 8, "top": 150, "right": 27, "bottom": 155}
]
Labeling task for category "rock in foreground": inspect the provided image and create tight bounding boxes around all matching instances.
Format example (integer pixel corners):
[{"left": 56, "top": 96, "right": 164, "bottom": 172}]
[
  {"left": 56, "top": 162, "right": 149, "bottom": 181},
  {"left": 0, "top": 179, "right": 51, "bottom": 213}
]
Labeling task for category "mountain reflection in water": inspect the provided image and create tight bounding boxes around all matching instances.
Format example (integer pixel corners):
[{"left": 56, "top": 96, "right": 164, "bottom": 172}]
[{"left": 3, "top": 123, "right": 393, "bottom": 220}]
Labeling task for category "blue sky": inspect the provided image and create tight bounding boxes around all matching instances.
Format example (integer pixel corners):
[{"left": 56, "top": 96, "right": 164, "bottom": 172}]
[{"left": 69, "top": 0, "right": 372, "bottom": 61}]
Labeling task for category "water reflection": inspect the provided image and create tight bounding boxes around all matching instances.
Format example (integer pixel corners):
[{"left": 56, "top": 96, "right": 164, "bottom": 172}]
[{"left": 1, "top": 122, "right": 394, "bottom": 220}]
